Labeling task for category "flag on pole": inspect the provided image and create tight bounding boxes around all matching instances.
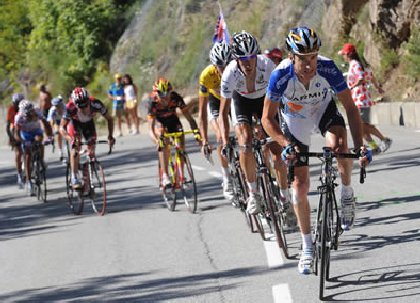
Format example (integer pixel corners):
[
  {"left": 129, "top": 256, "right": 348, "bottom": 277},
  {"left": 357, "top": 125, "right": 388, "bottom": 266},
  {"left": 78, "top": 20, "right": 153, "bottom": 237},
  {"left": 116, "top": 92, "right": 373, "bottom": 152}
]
[{"left": 212, "top": 2, "right": 230, "bottom": 44}]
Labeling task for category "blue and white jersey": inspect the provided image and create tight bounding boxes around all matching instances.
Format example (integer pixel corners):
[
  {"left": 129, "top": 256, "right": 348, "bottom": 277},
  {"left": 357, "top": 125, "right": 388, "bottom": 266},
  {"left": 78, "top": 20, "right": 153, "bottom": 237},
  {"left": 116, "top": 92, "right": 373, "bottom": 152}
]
[
  {"left": 266, "top": 55, "right": 348, "bottom": 145},
  {"left": 221, "top": 55, "right": 275, "bottom": 100},
  {"left": 47, "top": 105, "right": 65, "bottom": 123}
]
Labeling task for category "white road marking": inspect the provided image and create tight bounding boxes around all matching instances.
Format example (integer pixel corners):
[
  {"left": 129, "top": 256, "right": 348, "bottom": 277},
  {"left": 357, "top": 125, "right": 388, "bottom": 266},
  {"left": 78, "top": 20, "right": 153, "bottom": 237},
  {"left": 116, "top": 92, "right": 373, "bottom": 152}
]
[
  {"left": 272, "top": 283, "right": 293, "bottom": 303},
  {"left": 195, "top": 164, "right": 292, "bottom": 301}
]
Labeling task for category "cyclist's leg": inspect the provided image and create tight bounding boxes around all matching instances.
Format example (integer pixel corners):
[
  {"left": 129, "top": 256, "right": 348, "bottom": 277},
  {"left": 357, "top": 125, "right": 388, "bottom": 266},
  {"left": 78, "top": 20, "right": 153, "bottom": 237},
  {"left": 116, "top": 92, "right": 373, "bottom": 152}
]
[
  {"left": 208, "top": 95, "right": 230, "bottom": 183},
  {"left": 82, "top": 120, "right": 97, "bottom": 159},
  {"left": 67, "top": 121, "right": 83, "bottom": 186}
]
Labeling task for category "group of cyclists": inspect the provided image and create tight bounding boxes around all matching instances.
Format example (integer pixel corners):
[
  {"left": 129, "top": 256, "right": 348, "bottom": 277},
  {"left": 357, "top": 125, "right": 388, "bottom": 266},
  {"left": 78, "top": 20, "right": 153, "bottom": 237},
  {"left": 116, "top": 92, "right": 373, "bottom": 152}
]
[
  {"left": 6, "top": 87, "right": 115, "bottom": 194},
  {"left": 6, "top": 25, "right": 373, "bottom": 276},
  {"left": 146, "top": 26, "right": 372, "bottom": 275}
]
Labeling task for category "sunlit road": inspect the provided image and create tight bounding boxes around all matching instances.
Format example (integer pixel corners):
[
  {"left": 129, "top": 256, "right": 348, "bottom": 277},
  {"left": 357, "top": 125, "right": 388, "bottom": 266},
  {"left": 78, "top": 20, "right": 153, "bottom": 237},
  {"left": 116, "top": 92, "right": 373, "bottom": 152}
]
[{"left": 0, "top": 125, "right": 419, "bottom": 302}]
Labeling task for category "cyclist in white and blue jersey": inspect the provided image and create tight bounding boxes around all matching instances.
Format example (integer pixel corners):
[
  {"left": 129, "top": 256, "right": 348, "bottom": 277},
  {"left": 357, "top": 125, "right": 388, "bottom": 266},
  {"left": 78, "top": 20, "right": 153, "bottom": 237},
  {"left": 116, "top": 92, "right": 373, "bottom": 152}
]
[
  {"left": 262, "top": 26, "right": 371, "bottom": 275},
  {"left": 47, "top": 95, "right": 66, "bottom": 162}
]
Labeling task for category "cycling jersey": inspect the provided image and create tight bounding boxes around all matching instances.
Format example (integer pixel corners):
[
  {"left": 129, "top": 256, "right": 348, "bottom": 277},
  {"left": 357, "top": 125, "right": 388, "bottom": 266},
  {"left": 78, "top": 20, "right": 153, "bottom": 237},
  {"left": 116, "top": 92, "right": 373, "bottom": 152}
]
[
  {"left": 221, "top": 55, "right": 275, "bottom": 99},
  {"left": 147, "top": 91, "right": 186, "bottom": 121},
  {"left": 199, "top": 64, "right": 221, "bottom": 100},
  {"left": 267, "top": 56, "right": 348, "bottom": 146},
  {"left": 63, "top": 98, "right": 107, "bottom": 123},
  {"left": 7, "top": 105, "right": 18, "bottom": 126},
  {"left": 47, "top": 105, "right": 65, "bottom": 124},
  {"left": 14, "top": 107, "right": 43, "bottom": 132}
]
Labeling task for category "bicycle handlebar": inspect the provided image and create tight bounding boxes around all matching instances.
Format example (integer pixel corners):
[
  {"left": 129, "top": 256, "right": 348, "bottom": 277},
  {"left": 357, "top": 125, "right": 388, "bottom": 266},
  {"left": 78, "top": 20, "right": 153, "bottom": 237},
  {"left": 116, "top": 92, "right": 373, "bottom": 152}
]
[
  {"left": 287, "top": 149, "right": 366, "bottom": 184},
  {"left": 74, "top": 140, "right": 114, "bottom": 155}
]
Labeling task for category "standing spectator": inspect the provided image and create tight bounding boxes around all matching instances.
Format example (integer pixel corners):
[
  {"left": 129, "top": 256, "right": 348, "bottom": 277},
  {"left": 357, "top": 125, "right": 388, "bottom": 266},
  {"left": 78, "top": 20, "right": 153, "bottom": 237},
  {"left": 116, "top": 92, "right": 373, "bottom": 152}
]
[
  {"left": 108, "top": 73, "right": 127, "bottom": 137},
  {"left": 264, "top": 47, "right": 283, "bottom": 66},
  {"left": 338, "top": 43, "right": 392, "bottom": 153},
  {"left": 122, "top": 74, "right": 140, "bottom": 134},
  {"left": 39, "top": 84, "right": 52, "bottom": 119}
]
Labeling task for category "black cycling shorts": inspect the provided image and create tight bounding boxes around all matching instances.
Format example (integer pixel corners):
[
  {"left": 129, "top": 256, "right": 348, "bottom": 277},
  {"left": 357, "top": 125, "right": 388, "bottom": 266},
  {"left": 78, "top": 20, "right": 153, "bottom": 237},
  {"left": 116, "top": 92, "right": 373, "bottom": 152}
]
[
  {"left": 231, "top": 91, "right": 264, "bottom": 125},
  {"left": 158, "top": 116, "right": 183, "bottom": 133}
]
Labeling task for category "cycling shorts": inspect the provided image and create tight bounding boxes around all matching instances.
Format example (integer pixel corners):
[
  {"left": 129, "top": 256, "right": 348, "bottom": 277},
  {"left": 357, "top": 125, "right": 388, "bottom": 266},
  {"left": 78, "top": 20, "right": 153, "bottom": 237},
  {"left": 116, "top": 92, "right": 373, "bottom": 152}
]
[
  {"left": 20, "top": 129, "right": 44, "bottom": 147},
  {"left": 231, "top": 91, "right": 264, "bottom": 125},
  {"left": 158, "top": 116, "right": 183, "bottom": 133},
  {"left": 207, "top": 94, "right": 220, "bottom": 121},
  {"left": 67, "top": 120, "right": 97, "bottom": 147},
  {"left": 281, "top": 101, "right": 345, "bottom": 167}
]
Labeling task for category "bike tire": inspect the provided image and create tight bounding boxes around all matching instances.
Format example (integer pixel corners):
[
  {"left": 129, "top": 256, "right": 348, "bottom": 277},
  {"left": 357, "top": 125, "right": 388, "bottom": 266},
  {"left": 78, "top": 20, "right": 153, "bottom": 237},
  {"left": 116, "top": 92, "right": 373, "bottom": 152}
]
[
  {"left": 263, "top": 174, "right": 289, "bottom": 259},
  {"left": 319, "top": 192, "right": 331, "bottom": 300},
  {"left": 38, "top": 161, "right": 47, "bottom": 203},
  {"left": 89, "top": 161, "right": 107, "bottom": 216},
  {"left": 163, "top": 161, "right": 177, "bottom": 211},
  {"left": 181, "top": 152, "right": 197, "bottom": 213},
  {"left": 66, "top": 162, "right": 84, "bottom": 215}
]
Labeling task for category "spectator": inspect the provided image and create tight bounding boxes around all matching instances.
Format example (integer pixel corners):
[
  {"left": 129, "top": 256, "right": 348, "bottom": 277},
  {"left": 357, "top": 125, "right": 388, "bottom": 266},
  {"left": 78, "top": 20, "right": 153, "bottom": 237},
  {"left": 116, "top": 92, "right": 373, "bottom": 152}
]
[
  {"left": 108, "top": 73, "right": 128, "bottom": 137},
  {"left": 264, "top": 47, "right": 283, "bottom": 66},
  {"left": 122, "top": 74, "right": 140, "bottom": 134},
  {"left": 39, "top": 84, "right": 52, "bottom": 119},
  {"left": 338, "top": 43, "right": 392, "bottom": 153}
]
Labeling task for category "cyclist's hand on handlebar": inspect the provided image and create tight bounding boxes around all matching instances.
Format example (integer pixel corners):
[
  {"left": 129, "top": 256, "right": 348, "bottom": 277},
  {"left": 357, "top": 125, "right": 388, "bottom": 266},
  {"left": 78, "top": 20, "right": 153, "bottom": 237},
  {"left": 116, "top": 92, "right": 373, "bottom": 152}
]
[
  {"left": 281, "top": 144, "right": 297, "bottom": 162},
  {"left": 357, "top": 145, "right": 372, "bottom": 166},
  {"left": 221, "top": 144, "right": 230, "bottom": 159}
]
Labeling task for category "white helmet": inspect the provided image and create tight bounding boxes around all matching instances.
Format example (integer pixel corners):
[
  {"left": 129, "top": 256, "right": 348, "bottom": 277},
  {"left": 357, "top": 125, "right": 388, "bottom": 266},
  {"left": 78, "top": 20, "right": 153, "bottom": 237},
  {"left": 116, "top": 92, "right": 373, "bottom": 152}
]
[
  {"left": 209, "top": 41, "right": 232, "bottom": 66},
  {"left": 231, "top": 30, "right": 259, "bottom": 59},
  {"left": 19, "top": 100, "right": 35, "bottom": 116}
]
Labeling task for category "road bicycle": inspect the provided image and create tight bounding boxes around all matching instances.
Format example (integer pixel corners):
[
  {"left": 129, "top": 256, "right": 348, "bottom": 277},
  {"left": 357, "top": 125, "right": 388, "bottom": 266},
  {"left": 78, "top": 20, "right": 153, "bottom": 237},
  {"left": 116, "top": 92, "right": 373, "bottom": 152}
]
[
  {"left": 158, "top": 129, "right": 201, "bottom": 213},
  {"left": 23, "top": 140, "right": 51, "bottom": 202},
  {"left": 253, "top": 136, "right": 289, "bottom": 259},
  {"left": 66, "top": 140, "right": 112, "bottom": 216},
  {"left": 288, "top": 147, "right": 366, "bottom": 300},
  {"left": 226, "top": 135, "right": 254, "bottom": 230}
]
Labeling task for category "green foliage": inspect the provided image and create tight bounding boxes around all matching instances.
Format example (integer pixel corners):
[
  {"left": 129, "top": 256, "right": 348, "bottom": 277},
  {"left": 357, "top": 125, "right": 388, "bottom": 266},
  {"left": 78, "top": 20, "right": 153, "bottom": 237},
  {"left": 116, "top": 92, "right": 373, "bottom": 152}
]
[
  {"left": 400, "top": 27, "right": 420, "bottom": 81},
  {"left": 378, "top": 47, "right": 399, "bottom": 77}
]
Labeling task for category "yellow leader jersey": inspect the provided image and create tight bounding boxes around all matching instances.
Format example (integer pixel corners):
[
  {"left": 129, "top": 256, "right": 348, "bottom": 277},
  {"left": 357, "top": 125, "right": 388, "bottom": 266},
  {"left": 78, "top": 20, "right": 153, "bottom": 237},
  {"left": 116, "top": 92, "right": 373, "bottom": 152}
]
[{"left": 199, "top": 65, "right": 221, "bottom": 100}]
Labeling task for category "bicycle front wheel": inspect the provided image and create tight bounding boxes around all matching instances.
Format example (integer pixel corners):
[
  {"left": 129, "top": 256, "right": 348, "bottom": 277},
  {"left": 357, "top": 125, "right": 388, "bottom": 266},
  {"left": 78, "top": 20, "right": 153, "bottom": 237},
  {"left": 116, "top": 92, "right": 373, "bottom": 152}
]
[
  {"left": 89, "top": 161, "right": 106, "bottom": 216},
  {"left": 262, "top": 174, "right": 289, "bottom": 258},
  {"left": 180, "top": 152, "right": 197, "bottom": 213},
  {"left": 66, "top": 162, "right": 84, "bottom": 215},
  {"left": 319, "top": 192, "right": 331, "bottom": 300},
  {"left": 34, "top": 160, "right": 47, "bottom": 202}
]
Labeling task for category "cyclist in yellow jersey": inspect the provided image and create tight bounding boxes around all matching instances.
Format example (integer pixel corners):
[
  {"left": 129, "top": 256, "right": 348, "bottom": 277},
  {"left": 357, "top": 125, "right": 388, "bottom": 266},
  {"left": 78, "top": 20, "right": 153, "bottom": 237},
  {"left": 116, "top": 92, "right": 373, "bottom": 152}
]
[{"left": 198, "top": 41, "right": 233, "bottom": 200}]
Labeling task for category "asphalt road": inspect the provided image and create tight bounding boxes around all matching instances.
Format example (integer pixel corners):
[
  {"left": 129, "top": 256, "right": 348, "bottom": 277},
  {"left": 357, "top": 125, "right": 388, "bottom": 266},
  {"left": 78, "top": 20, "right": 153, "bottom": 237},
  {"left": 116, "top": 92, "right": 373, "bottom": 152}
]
[{"left": 0, "top": 124, "right": 419, "bottom": 302}]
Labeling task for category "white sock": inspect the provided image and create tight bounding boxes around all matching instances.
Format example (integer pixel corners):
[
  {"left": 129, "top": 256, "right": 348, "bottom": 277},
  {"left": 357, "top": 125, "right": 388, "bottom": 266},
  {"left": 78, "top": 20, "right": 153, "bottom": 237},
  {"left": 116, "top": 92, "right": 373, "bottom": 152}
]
[
  {"left": 280, "top": 188, "right": 290, "bottom": 202},
  {"left": 248, "top": 181, "right": 257, "bottom": 193},
  {"left": 221, "top": 166, "right": 230, "bottom": 179},
  {"left": 302, "top": 233, "right": 313, "bottom": 251},
  {"left": 341, "top": 184, "right": 353, "bottom": 199}
]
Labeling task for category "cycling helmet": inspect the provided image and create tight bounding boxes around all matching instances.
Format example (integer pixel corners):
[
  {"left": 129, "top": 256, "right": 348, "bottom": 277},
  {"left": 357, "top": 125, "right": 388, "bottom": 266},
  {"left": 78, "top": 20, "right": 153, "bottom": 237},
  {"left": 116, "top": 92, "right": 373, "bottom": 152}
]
[
  {"left": 71, "top": 87, "right": 89, "bottom": 108},
  {"left": 52, "top": 95, "right": 63, "bottom": 106},
  {"left": 286, "top": 26, "right": 321, "bottom": 55},
  {"left": 153, "top": 77, "right": 172, "bottom": 97},
  {"left": 19, "top": 100, "right": 35, "bottom": 116},
  {"left": 209, "top": 41, "right": 232, "bottom": 66},
  {"left": 264, "top": 48, "right": 283, "bottom": 59},
  {"left": 231, "top": 30, "right": 259, "bottom": 59},
  {"left": 12, "top": 93, "right": 25, "bottom": 105}
]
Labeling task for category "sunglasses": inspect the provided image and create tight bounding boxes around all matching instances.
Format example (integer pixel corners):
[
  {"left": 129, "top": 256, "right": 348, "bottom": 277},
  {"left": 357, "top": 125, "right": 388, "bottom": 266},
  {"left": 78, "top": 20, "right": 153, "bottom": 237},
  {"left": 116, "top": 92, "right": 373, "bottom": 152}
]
[
  {"left": 238, "top": 54, "right": 257, "bottom": 61},
  {"left": 157, "top": 91, "right": 169, "bottom": 98}
]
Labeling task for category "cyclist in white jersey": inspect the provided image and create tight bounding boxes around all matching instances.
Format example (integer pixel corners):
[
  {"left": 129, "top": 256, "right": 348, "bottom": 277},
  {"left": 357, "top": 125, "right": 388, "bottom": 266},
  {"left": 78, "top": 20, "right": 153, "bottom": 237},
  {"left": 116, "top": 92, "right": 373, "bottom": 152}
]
[
  {"left": 220, "top": 31, "right": 292, "bottom": 218},
  {"left": 262, "top": 26, "right": 371, "bottom": 275}
]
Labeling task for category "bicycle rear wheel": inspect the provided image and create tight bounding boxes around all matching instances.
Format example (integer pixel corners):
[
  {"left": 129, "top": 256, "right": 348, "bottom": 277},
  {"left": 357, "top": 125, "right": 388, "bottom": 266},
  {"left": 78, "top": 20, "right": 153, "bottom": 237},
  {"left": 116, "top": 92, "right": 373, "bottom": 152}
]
[
  {"left": 66, "top": 162, "right": 84, "bottom": 215},
  {"left": 89, "top": 161, "right": 107, "bottom": 216},
  {"left": 262, "top": 174, "right": 289, "bottom": 258},
  {"left": 181, "top": 152, "right": 197, "bottom": 213},
  {"left": 319, "top": 192, "right": 331, "bottom": 300},
  {"left": 231, "top": 163, "right": 253, "bottom": 230}
]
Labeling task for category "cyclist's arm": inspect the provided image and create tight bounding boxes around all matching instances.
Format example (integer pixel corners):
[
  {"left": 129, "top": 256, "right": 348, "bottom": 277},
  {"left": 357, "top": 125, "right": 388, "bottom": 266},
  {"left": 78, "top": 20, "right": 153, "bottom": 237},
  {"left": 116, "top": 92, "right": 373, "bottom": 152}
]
[
  {"left": 336, "top": 88, "right": 364, "bottom": 148},
  {"left": 198, "top": 95, "right": 209, "bottom": 144},
  {"left": 219, "top": 97, "right": 231, "bottom": 146},
  {"left": 59, "top": 119, "right": 72, "bottom": 142},
  {"left": 262, "top": 96, "right": 290, "bottom": 147},
  {"left": 6, "top": 122, "right": 14, "bottom": 142},
  {"left": 103, "top": 112, "right": 114, "bottom": 140},
  {"left": 181, "top": 107, "right": 197, "bottom": 130},
  {"left": 148, "top": 116, "right": 159, "bottom": 145},
  {"left": 41, "top": 117, "right": 53, "bottom": 137}
]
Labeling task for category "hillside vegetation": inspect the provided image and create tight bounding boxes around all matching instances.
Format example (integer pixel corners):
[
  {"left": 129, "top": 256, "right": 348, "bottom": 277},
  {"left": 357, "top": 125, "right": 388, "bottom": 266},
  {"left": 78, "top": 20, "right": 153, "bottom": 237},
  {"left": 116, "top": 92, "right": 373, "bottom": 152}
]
[{"left": 0, "top": 0, "right": 419, "bottom": 105}]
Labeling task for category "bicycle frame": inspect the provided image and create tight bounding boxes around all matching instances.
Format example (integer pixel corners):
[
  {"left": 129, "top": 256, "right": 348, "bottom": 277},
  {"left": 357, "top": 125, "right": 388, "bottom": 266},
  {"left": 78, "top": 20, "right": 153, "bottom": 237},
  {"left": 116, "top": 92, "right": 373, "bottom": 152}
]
[{"left": 159, "top": 129, "right": 201, "bottom": 188}]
